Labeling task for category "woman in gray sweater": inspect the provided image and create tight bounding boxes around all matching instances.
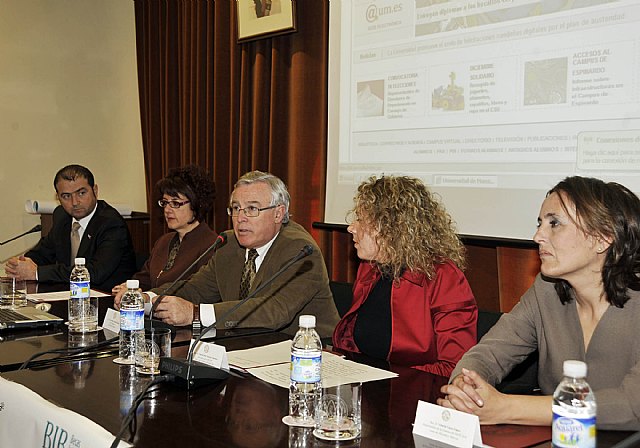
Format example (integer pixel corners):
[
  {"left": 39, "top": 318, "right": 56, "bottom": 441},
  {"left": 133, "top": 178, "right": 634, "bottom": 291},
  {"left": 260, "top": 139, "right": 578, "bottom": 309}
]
[{"left": 439, "top": 176, "right": 640, "bottom": 430}]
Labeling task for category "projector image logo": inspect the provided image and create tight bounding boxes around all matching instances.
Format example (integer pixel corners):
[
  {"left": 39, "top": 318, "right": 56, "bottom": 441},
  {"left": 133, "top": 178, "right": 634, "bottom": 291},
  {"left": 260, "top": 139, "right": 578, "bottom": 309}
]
[{"left": 365, "top": 2, "right": 404, "bottom": 23}]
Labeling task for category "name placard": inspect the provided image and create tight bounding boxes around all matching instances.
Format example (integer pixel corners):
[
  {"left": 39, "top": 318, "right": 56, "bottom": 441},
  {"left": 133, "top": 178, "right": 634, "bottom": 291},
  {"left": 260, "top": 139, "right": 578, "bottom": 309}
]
[
  {"left": 412, "top": 401, "right": 484, "bottom": 448},
  {"left": 190, "top": 340, "right": 229, "bottom": 370},
  {"left": 102, "top": 307, "right": 121, "bottom": 333}
]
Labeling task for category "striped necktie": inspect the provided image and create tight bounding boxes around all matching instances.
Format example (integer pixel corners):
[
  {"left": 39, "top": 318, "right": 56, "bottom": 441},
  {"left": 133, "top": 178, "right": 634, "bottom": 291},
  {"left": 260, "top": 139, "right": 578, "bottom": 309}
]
[{"left": 239, "top": 249, "right": 259, "bottom": 300}]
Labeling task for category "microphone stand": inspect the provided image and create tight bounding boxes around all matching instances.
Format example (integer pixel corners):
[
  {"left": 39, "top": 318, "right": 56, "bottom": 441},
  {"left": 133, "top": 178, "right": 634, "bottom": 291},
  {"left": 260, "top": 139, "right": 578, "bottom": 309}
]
[
  {"left": 0, "top": 225, "right": 42, "bottom": 245},
  {"left": 160, "top": 244, "right": 313, "bottom": 388}
]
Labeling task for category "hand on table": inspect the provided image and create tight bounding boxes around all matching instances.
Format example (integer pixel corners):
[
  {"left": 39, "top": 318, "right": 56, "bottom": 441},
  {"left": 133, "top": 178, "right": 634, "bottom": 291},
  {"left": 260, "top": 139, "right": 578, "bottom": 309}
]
[
  {"left": 438, "top": 368, "right": 509, "bottom": 425},
  {"left": 151, "top": 295, "right": 194, "bottom": 326},
  {"left": 111, "top": 282, "right": 126, "bottom": 296},
  {"left": 4, "top": 256, "right": 37, "bottom": 281}
]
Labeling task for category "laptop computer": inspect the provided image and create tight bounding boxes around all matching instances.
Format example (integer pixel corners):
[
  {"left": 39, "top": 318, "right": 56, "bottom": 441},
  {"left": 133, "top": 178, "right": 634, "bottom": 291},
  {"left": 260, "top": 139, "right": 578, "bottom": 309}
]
[{"left": 0, "top": 307, "right": 64, "bottom": 330}]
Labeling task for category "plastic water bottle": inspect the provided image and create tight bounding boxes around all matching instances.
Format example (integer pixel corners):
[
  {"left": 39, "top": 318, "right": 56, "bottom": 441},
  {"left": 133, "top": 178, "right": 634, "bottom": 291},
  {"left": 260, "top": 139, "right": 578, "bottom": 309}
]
[
  {"left": 115, "top": 280, "right": 145, "bottom": 365},
  {"left": 552, "top": 360, "right": 596, "bottom": 448},
  {"left": 288, "top": 315, "right": 322, "bottom": 427},
  {"left": 69, "top": 257, "right": 94, "bottom": 332}
]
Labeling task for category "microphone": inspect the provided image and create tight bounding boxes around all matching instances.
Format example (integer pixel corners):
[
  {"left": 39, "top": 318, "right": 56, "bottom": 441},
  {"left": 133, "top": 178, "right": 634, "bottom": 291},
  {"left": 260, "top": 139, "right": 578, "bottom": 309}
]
[
  {"left": 0, "top": 224, "right": 42, "bottom": 246},
  {"left": 149, "top": 233, "right": 228, "bottom": 319},
  {"left": 159, "top": 244, "right": 314, "bottom": 388}
]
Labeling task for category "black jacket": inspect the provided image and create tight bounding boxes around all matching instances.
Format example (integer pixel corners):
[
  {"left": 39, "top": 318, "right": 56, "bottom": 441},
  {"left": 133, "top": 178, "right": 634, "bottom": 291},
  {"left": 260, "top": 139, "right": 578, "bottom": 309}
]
[{"left": 26, "top": 200, "right": 136, "bottom": 291}]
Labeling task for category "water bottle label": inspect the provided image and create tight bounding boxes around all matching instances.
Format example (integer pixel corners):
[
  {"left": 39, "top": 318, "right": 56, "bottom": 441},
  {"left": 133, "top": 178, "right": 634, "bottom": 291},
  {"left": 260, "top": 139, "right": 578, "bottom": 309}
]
[
  {"left": 552, "top": 410, "right": 596, "bottom": 448},
  {"left": 290, "top": 354, "right": 321, "bottom": 383},
  {"left": 120, "top": 309, "right": 144, "bottom": 331},
  {"left": 70, "top": 281, "right": 90, "bottom": 299}
]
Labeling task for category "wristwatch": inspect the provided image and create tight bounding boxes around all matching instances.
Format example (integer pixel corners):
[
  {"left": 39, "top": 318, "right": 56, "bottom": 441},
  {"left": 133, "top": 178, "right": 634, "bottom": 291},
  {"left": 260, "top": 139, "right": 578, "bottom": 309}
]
[{"left": 192, "top": 303, "right": 201, "bottom": 328}]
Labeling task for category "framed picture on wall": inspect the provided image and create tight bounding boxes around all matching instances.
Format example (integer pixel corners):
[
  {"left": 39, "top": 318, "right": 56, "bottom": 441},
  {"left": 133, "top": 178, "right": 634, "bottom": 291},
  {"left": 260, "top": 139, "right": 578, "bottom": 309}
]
[{"left": 236, "top": 0, "right": 297, "bottom": 42}]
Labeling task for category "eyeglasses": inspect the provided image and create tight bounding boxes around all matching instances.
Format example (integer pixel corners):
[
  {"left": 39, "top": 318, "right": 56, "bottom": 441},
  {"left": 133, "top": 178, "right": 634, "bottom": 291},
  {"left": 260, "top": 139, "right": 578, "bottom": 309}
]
[
  {"left": 158, "top": 199, "right": 190, "bottom": 209},
  {"left": 227, "top": 205, "right": 277, "bottom": 217}
]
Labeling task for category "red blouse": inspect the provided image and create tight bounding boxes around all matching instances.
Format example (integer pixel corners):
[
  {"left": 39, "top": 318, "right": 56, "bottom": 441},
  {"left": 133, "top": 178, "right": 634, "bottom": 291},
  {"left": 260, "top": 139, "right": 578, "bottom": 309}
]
[{"left": 332, "top": 260, "right": 477, "bottom": 377}]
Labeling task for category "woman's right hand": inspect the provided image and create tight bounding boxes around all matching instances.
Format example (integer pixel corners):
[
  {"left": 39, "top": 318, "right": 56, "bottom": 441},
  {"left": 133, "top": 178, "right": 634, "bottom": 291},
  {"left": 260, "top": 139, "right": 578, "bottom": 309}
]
[
  {"left": 113, "top": 285, "right": 126, "bottom": 310},
  {"left": 438, "top": 369, "right": 486, "bottom": 413},
  {"left": 111, "top": 282, "right": 125, "bottom": 296},
  {"left": 439, "top": 369, "right": 552, "bottom": 425}
]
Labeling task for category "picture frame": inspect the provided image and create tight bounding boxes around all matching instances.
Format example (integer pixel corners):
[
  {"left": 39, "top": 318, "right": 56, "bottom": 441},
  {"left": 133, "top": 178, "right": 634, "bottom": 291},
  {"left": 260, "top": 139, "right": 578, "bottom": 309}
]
[{"left": 236, "top": 0, "right": 297, "bottom": 42}]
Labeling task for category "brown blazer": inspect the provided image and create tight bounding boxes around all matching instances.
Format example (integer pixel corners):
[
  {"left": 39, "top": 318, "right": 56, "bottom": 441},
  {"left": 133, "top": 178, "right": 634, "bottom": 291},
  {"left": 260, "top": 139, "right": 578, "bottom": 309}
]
[{"left": 152, "top": 221, "right": 339, "bottom": 338}]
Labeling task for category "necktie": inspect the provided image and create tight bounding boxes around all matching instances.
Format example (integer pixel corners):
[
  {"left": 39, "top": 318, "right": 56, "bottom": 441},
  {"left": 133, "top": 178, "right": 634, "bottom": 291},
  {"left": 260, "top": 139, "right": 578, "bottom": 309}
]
[
  {"left": 70, "top": 222, "right": 82, "bottom": 264},
  {"left": 239, "top": 249, "right": 259, "bottom": 300}
]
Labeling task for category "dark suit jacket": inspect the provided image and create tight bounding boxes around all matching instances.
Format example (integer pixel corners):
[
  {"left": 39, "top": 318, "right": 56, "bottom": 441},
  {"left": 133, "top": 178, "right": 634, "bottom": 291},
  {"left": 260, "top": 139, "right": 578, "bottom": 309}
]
[
  {"left": 26, "top": 200, "right": 137, "bottom": 291},
  {"left": 152, "top": 221, "right": 339, "bottom": 338}
]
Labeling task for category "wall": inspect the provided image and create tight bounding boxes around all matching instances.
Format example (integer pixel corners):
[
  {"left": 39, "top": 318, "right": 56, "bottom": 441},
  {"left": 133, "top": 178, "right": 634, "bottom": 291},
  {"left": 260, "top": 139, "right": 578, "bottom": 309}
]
[{"left": 0, "top": 0, "right": 146, "bottom": 265}]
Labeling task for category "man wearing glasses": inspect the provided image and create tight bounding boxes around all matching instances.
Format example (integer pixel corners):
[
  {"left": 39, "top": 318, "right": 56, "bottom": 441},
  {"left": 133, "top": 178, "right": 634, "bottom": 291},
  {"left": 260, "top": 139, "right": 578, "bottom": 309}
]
[
  {"left": 121, "top": 170, "right": 339, "bottom": 338},
  {"left": 5, "top": 164, "right": 136, "bottom": 290}
]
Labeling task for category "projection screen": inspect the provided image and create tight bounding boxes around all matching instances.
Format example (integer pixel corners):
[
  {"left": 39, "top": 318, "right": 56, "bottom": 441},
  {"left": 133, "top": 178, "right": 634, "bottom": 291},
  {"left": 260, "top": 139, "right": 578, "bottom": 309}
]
[{"left": 326, "top": 0, "right": 640, "bottom": 240}]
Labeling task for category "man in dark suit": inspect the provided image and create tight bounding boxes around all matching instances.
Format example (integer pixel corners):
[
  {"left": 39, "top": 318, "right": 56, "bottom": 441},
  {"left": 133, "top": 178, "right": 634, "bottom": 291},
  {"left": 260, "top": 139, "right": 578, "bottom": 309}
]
[
  {"left": 115, "top": 170, "right": 339, "bottom": 338},
  {"left": 5, "top": 165, "right": 136, "bottom": 291}
]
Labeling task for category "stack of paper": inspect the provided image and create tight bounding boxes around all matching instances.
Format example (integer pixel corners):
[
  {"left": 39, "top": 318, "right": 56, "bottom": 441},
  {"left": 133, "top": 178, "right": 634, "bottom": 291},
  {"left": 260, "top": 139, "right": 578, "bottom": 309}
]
[{"left": 227, "top": 340, "right": 397, "bottom": 389}]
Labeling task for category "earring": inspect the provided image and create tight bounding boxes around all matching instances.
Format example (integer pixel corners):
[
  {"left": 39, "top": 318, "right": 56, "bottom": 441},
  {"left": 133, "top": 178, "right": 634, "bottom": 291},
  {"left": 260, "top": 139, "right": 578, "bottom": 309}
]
[{"left": 597, "top": 247, "right": 605, "bottom": 253}]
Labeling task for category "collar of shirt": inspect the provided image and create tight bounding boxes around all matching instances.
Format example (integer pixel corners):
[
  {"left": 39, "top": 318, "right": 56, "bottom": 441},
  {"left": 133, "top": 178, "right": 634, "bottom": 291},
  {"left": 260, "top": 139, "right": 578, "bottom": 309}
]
[
  {"left": 72, "top": 203, "right": 98, "bottom": 240},
  {"left": 245, "top": 231, "right": 279, "bottom": 272}
]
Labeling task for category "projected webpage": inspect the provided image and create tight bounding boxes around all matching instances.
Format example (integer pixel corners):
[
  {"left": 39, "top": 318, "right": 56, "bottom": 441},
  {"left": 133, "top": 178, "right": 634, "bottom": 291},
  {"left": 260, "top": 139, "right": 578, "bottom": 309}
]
[{"left": 326, "top": 0, "right": 640, "bottom": 239}]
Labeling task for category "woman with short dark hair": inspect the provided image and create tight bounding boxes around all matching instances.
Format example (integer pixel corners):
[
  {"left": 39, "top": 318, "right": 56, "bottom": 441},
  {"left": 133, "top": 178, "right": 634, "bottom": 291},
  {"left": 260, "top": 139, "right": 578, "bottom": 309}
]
[{"left": 112, "top": 165, "right": 216, "bottom": 292}]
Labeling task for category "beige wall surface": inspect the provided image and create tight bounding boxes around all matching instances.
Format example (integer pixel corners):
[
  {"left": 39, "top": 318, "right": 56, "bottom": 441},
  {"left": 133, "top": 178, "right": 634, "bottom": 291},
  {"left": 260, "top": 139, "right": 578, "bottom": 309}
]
[{"left": 0, "top": 0, "right": 146, "bottom": 265}]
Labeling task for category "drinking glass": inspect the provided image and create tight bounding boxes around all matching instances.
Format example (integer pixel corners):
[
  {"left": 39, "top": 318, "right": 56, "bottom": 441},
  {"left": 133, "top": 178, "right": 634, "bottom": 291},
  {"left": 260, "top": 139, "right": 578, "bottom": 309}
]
[
  {"left": 314, "top": 382, "right": 362, "bottom": 441},
  {"left": 68, "top": 296, "right": 98, "bottom": 333},
  {"left": 0, "top": 277, "right": 27, "bottom": 309},
  {"left": 135, "top": 328, "right": 171, "bottom": 375}
]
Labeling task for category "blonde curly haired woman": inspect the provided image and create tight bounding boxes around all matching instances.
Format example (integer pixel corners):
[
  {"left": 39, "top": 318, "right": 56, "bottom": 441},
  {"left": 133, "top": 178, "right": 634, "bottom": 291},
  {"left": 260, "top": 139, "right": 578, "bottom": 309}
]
[{"left": 332, "top": 175, "right": 477, "bottom": 376}]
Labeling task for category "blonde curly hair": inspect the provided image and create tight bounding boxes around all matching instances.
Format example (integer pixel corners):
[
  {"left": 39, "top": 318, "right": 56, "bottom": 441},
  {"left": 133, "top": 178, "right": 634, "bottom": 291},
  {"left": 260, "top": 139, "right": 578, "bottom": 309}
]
[{"left": 351, "top": 175, "right": 466, "bottom": 280}]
